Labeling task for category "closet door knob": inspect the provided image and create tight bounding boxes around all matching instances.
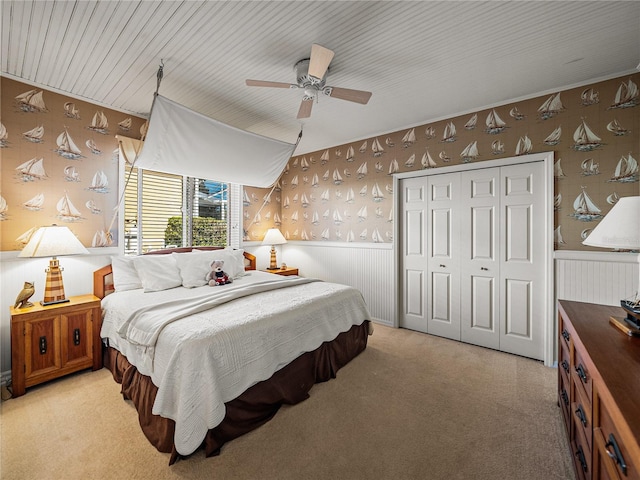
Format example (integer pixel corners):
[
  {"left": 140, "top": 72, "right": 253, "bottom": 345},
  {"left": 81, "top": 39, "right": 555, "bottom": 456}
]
[{"left": 480, "top": 267, "right": 488, "bottom": 271}]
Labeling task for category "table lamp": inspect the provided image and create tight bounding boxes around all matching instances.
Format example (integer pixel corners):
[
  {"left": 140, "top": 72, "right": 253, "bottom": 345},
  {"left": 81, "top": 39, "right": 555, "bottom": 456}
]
[
  {"left": 262, "top": 228, "right": 287, "bottom": 270},
  {"left": 19, "top": 225, "right": 90, "bottom": 305},
  {"left": 582, "top": 196, "right": 640, "bottom": 330}
]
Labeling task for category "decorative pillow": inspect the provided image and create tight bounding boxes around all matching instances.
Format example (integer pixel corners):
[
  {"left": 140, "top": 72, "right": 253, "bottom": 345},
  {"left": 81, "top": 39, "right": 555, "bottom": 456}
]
[
  {"left": 172, "top": 251, "right": 212, "bottom": 288},
  {"left": 132, "top": 254, "right": 183, "bottom": 292},
  {"left": 111, "top": 255, "right": 142, "bottom": 292}
]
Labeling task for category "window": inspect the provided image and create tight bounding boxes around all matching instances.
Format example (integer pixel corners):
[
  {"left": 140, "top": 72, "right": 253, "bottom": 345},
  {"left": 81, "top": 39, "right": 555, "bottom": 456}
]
[{"left": 123, "top": 164, "right": 231, "bottom": 254}]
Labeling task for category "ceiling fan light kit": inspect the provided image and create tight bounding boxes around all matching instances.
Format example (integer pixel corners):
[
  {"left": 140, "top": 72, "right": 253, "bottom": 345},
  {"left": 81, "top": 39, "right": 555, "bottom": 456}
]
[{"left": 246, "top": 44, "right": 372, "bottom": 119}]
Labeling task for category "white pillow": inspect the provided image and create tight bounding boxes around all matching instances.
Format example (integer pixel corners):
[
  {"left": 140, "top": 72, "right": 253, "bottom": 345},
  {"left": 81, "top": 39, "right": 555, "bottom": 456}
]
[
  {"left": 172, "top": 251, "right": 212, "bottom": 288},
  {"left": 111, "top": 255, "right": 142, "bottom": 292},
  {"left": 132, "top": 254, "right": 183, "bottom": 292},
  {"left": 194, "top": 248, "right": 246, "bottom": 278}
]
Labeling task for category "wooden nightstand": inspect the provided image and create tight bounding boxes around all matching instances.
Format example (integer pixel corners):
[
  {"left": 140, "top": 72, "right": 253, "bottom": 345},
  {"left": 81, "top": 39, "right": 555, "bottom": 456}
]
[
  {"left": 10, "top": 294, "right": 102, "bottom": 397},
  {"left": 262, "top": 266, "right": 299, "bottom": 276}
]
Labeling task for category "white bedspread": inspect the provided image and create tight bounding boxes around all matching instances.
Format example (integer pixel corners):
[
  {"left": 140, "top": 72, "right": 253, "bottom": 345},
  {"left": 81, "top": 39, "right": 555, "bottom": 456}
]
[{"left": 101, "top": 271, "right": 370, "bottom": 455}]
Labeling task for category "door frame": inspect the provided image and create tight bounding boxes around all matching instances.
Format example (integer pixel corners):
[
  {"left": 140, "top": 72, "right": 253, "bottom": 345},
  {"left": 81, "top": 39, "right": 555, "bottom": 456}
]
[{"left": 393, "top": 151, "right": 555, "bottom": 366}]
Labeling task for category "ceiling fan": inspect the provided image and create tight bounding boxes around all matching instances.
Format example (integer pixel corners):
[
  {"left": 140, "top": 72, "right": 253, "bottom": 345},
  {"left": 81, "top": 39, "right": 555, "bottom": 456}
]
[{"left": 246, "top": 44, "right": 372, "bottom": 119}]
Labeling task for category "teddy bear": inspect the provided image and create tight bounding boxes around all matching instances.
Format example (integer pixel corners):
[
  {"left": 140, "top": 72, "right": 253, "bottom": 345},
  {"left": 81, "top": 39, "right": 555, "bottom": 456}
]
[{"left": 206, "top": 259, "right": 232, "bottom": 286}]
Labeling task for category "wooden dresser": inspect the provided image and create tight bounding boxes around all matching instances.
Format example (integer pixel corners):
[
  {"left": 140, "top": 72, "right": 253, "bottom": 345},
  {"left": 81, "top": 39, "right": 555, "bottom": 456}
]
[{"left": 558, "top": 300, "right": 640, "bottom": 480}]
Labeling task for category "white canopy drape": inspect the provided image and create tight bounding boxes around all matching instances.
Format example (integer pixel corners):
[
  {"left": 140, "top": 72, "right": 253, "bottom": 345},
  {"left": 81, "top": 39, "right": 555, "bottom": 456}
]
[{"left": 133, "top": 95, "right": 299, "bottom": 187}]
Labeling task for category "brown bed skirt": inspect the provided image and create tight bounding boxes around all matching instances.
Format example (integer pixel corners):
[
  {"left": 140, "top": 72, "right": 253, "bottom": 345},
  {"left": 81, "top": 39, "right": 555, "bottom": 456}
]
[{"left": 103, "top": 320, "right": 370, "bottom": 464}]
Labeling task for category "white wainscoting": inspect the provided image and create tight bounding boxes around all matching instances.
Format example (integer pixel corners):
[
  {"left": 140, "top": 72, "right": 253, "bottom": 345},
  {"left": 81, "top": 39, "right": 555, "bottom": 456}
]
[
  {"left": 555, "top": 250, "right": 639, "bottom": 306},
  {"left": 253, "top": 241, "right": 395, "bottom": 326}
]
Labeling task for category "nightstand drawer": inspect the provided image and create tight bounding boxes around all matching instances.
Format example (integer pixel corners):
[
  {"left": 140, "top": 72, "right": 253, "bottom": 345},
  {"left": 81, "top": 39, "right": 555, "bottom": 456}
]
[{"left": 262, "top": 267, "right": 299, "bottom": 276}]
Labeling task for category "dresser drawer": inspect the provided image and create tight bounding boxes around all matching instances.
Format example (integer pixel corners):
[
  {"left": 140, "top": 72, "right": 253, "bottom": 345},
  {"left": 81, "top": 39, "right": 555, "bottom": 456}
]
[
  {"left": 571, "top": 432, "right": 592, "bottom": 480},
  {"left": 559, "top": 340, "right": 571, "bottom": 386},
  {"left": 596, "top": 400, "right": 639, "bottom": 480},
  {"left": 558, "top": 373, "right": 571, "bottom": 433}
]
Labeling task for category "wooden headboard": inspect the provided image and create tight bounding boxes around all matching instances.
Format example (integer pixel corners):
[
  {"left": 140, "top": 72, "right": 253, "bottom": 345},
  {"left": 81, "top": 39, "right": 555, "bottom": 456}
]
[{"left": 93, "top": 247, "right": 257, "bottom": 299}]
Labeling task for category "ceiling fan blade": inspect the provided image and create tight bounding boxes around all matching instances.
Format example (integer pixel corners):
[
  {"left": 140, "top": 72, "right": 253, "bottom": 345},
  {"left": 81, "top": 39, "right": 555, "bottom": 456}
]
[
  {"left": 327, "top": 86, "right": 372, "bottom": 105},
  {"left": 297, "top": 98, "right": 313, "bottom": 119},
  {"left": 308, "top": 44, "right": 334, "bottom": 80},
  {"left": 246, "top": 79, "right": 297, "bottom": 89}
]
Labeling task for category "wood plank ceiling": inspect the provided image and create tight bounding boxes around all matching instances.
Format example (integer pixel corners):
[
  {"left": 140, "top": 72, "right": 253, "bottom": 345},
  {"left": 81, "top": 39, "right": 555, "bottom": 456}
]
[{"left": 2, "top": 0, "right": 639, "bottom": 154}]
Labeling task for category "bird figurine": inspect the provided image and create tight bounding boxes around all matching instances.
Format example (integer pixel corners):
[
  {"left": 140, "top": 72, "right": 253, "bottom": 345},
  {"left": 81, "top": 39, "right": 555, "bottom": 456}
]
[{"left": 14, "top": 281, "right": 35, "bottom": 309}]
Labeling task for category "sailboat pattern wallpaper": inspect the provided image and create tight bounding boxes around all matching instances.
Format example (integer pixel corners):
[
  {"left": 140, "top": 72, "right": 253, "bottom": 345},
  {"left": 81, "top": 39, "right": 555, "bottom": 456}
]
[
  {"left": 245, "top": 73, "right": 639, "bottom": 250},
  {"left": 0, "top": 77, "right": 146, "bottom": 251}
]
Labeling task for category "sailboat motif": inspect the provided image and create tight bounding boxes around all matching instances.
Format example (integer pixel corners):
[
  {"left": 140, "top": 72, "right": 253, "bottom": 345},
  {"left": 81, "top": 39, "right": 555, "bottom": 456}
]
[
  {"left": 570, "top": 187, "right": 602, "bottom": 221},
  {"left": 372, "top": 138, "right": 385, "bottom": 157},
  {"left": 273, "top": 212, "right": 281, "bottom": 226},
  {"left": 421, "top": 149, "right": 437, "bottom": 169},
  {"left": 320, "top": 150, "right": 330, "bottom": 164},
  {"left": 509, "top": 106, "right": 525, "bottom": 120},
  {"left": 322, "top": 209, "right": 331, "bottom": 219},
  {"left": 581, "top": 88, "right": 599, "bottom": 106},
  {"left": 404, "top": 153, "right": 416, "bottom": 168},
  {"left": 375, "top": 206, "right": 383, "bottom": 218},
  {"left": 88, "top": 170, "right": 109, "bottom": 192},
  {"left": 346, "top": 188, "right": 355, "bottom": 204},
  {"left": 0, "top": 196, "right": 7, "bottom": 220},
  {"left": 301, "top": 193, "right": 310, "bottom": 207},
  {"left": 242, "top": 190, "right": 251, "bottom": 206},
  {"left": 572, "top": 119, "right": 603, "bottom": 151},
  {"left": 359, "top": 141, "right": 368, "bottom": 154},
  {"left": 554, "top": 226, "right": 566, "bottom": 246},
  {"left": 441, "top": 122, "right": 456, "bottom": 142},
  {"left": 57, "top": 192, "right": 83, "bottom": 221},
  {"left": 140, "top": 121, "right": 149, "bottom": 138},
  {"left": 335, "top": 148, "right": 342, "bottom": 159},
  {"left": 485, "top": 109, "right": 507, "bottom": 134},
  {"left": 357, "top": 162, "right": 368, "bottom": 179},
  {"left": 543, "top": 126, "right": 562, "bottom": 146},
  {"left": 253, "top": 212, "right": 261, "bottom": 224},
  {"left": 385, "top": 137, "right": 395, "bottom": 147},
  {"left": 16, "top": 227, "right": 38, "bottom": 244},
  {"left": 424, "top": 126, "right": 436, "bottom": 139},
  {"left": 537, "top": 92, "right": 564, "bottom": 120},
  {"left": 402, "top": 128, "right": 416, "bottom": 147},
  {"left": 460, "top": 141, "right": 479, "bottom": 162},
  {"left": 321, "top": 228, "right": 330, "bottom": 240},
  {"left": 92, "top": 230, "right": 113, "bottom": 247},
  {"left": 606, "top": 119, "right": 630, "bottom": 136},
  {"left": 491, "top": 140, "right": 504, "bottom": 155},
  {"left": 388, "top": 158, "right": 399, "bottom": 175},
  {"left": 264, "top": 211, "right": 272, "bottom": 221},
  {"left": 515, "top": 135, "right": 532, "bottom": 156},
  {"left": 609, "top": 153, "right": 638, "bottom": 183},
  {"left": 581, "top": 158, "right": 599, "bottom": 176},
  {"left": 64, "top": 102, "right": 80, "bottom": 119},
  {"left": 321, "top": 189, "right": 330, "bottom": 202},
  {"left": 290, "top": 210, "right": 298, "bottom": 222},
  {"left": 118, "top": 118, "right": 132, "bottom": 131},
  {"left": 346, "top": 146, "right": 355, "bottom": 162},
  {"left": 359, "top": 229, "right": 368, "bottom": 240},
  {"left": 606, "top": 192, "right": 619, "bottom": 205},
  {"left": 290, "top": 175, "right": 298, "bottom": 188},
  {"left": 372, "top": 183, "right": 384, "bottom": 202},
  {"left": 333, "top": 209, "right": 343, "bottom": 225},
  {"left": 346, "top": 230, "right": 355, "bottom": 242},
  {"left": 333, "top": 169, "right": 343, "bottom": 185},
  {"left": 88, "top": 111, "right": 109, "bottom": 134},
  {"left": 343, "top": 168, "right": 351, "bottom": 178},
  {"left": 554, "top": 194, "right": 562, "bottom": 211},
  {"left": 311, "top": 173, "right": 319, "bottom": 187},
  {"left": 55, "top": 128, "right": 82, "bottom": 159},
  {"left": 86, "top": 199, "right": 101, "bottom": 214},
  {"left": 16, "top": 89, "right": 46, "bottom": 112},
  {"left": 22, "top": 125, "right": 44, "bottom": 143},
  {"left": 609, "top": 78, "right": 639, "bottom": 109},
  {"left": 23, "top": 193, "right": 44, "bottom": 211},
  {"left": 554, "top": 159, "right": 566, "bottom": 178},
  {"left": 292, "top": 193, "right": 299, "bottom": 203},
  {"left": 439, "top": 151, "right": 451, "bottom": 162},
  {"left": 86, "top": 139, "right": 101, "bottom": 154},
  {"left": 311, "top": 211, "right": 320, "bottom": 225},
  {"left": 464, "top": 114, "right": 477, "bottom": 130},
  {"left": 0, "top": 122, "right": 7, "bottom": 147},
  {"left": 16, "top": 157, "right": 47, "bottom": 180},
  {"left": 372, "top": 229, "right": 384, "bottom": 243},
  {"left": 375, "top": 161, "right": 384, "bottom": 173},
  {"left": 359, "top": 184, "right": 367, "bottom": 197},
  {"left": 300, "top": 157, "right": 310, "bottom": 171},
  {"left": 357, "top": 205, "right": 367, "bottom": 222},
  {"left": 301, "top": 230, "right": 310, "bottom": 241}
]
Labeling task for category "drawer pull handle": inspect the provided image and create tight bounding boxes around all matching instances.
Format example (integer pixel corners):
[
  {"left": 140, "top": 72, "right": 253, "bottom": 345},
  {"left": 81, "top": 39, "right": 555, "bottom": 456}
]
[
  {"left": 561, "top": 360, "right": 569, "bottom": 373},
  {"left": 605, "top": 434, "right": 627, "bottom": 476},
  {"left": 562, "top": 329, "right": 570, "bottom": 342},
  {"left": 575, "top": 364, "right": 588, "bottom": 383},
  {"left": 560, "top": 389, "right": 569, "bottom": 406},
  {"left": 439, "top": 264, "right": 446, "bottom": 268},
  {"left": 73, "top": 328, "right": 81, "bottom": 346},
  {"left": 575, "top": 405, "right": 587, "bottom": 427},
  {"left": 39, "top": 336, "right": 47, "bottom": 355},
  {"left": 575, "top": 446, "right": 588, "bottom": 473},
  {"left": 480, "top": 267, "right": 488, "bottom": 271}
]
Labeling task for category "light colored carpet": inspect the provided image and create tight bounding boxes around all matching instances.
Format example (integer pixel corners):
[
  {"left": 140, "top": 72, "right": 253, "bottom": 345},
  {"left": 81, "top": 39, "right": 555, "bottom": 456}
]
[{"left": 0, "top": 324, "right": 575, "bottom": 480}]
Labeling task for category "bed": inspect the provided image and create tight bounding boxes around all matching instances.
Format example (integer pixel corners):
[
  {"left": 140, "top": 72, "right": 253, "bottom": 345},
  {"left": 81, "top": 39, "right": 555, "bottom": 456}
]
[{"left": 94, "top": 246, "right": 371, "bottom": 464}]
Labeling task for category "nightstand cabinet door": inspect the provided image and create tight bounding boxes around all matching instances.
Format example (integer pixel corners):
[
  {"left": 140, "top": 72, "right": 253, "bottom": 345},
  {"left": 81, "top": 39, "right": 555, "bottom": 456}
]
[
  {"left": 61, "top": 310, "right": 93, "bottom": 369},
  {"left": 24, "top": 314, "right": 61, "bottom": 381}
]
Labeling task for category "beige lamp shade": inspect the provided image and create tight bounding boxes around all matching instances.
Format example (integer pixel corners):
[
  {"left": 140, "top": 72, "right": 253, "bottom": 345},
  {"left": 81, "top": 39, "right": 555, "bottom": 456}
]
[
  {"left": 19, "top": 225, "right": 89, "bottom": 305},
  {"left": 262, "top": 228, "right": 287, "bottom": 270},
  {"left": 582, "top": 196, "right": 640, "bottom": 250}
]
